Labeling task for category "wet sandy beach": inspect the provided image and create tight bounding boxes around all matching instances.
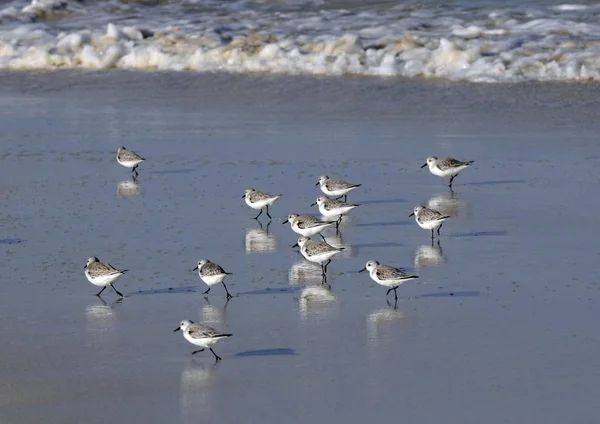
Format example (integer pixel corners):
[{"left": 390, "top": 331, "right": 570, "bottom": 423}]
[{"left": 1, "top": 71, "right": 599, "bottom": 424}]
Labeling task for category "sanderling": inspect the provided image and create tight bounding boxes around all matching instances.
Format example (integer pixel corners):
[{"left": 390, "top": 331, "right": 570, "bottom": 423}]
[
  {"left": 193, "top": 259, "right": 233, "bottom": 299},
  {"left": 316, "top": 175, "right": 361, "bottom": 202},
  {"left": 292, "top": 236, "right": 343, "bottom": 278},
  {"left": 283, "top": 213, "right": 335, "bottom": 241},
  {"left": 117, "top": 147, "right": 145, "bottom": 177},
  {"left": 421, "top": 156, "right": 474, "bottom": 187},
  {"left": 174, "top": 320, "right": 232, "bottom": 361},
  {"left": 311, "top": 196, "right": 359, "bottom": 228},
  {"left": 84, "top": 256, "right": 126, "bottom": 298},
  {"left": 243, "top": 188, "right": 281, "bottom": 220},
  {"left": 409, "top": 205, "right": 450, "bottom": 239},
  {"left": 360, "top": 260, "right": 418, "bottom": 301}
]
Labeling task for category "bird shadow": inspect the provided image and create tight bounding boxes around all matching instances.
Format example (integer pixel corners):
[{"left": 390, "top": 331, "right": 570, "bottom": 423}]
[
  {"left": 151, "top": 168, "right": 196, "bottom": 175},
  {"left": 358, "top": 198, "right": 407, "bottom": 205},
  {"left": 355, "top": 221, "right": 411, "bottom": 227},
  {"left": 235, "top": 348, "right": 296, "bottom": 357},
  {"left": 418, "top": 291, "right": 479, "bottom": 298},
  {"left": 130, "top": 285, "right": 205, "bottom": 296},
  {"left": 353, "top": 242, "right": 404, "bottom": 248},
  {"left": 450, "top": 231, "right": 508, "bottom": 238},
  {"left": 237, "top": 287, "right": 302, "bottom": 296},
  {"left": 462, "top": 180, "right": 525, "bottom": 186},
  {"left": 0, "top": 238, "right": 23, "bottom": 245}
]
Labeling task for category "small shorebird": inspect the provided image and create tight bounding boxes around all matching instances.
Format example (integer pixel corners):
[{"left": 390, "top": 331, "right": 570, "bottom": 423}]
[
  {"left": 193, "top": 259, "right": 233, "bottom": 299},
  {"left": 316, "top": 175, "right": 361, "bottom": 202},
  {"left": 84, "top": 256, "right": 126, "bottom": 298},
  {"left": 311, "top": 196, "right": 359, "bottom": 228},
  {"left": 283, "top": 213, "right": 336, "bottom": 241},
  {"left": 293, "top": 236, "right": 343, "bottom": 280},
  {"left": 174, "top": 320, "right": 232, "bottom": 361},
  {"left": 243, "top": 188, "right": 281, "bottom": 220},
  {"left": 421, "top": 156, "right": 474, "bottom": 187},
  {"left": 410, "top": 205, "right": 450, "bottom": 239},
  {"left": 117, "top": 146, "right": 145, "bottom": 177},
  {"left": 360, "top": 260, "right": 418, "bottom": 301}
]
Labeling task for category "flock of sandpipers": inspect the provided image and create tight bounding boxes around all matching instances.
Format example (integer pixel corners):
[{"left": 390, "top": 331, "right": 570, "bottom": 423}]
[{"left": 83, "top": 146, "right": 474, "bottom": 361}]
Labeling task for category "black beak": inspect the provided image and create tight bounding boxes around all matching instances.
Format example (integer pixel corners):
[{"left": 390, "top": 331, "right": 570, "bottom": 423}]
[
  {"left": 282, "top": 219, "right": 289, "bottom": 224},
  {"left": 315, "top": 182, "right": 319, "bottom": 186},
  {"left": 420, "top": 163, "right": 427, "bottom": 168},
  {"left": 242, "top": 194, "right": 246, "bottom": 198},
  {"left": 192, "top": 266, "right": 198, "bottom": 271},
  {"left": 84, "top": 264, "right": 87, "bottom": 269},
  {"left": 409, "top": 213, "right": 414, "bottom": 217},
  {"left": 174, "top": 327, "right": 180, "bottom": 332},
  {"left": 310, "top": 202, "right": 316, "bottom": 206},
  {"left": 359, "top": 267, "right": 366, "bottom": 273},
  {"left": 292, "top": 243, "right": 299, "bottom": 248}
]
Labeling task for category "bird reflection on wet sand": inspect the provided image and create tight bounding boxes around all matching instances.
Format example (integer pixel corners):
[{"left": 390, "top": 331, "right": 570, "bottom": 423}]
[
  {"left": 426, "top": 189, "right": 464, "bottom": 218},
  {"left": 180, "top": 361, "right": 219, "bottom": 424},
  {"left": 298, "top": 286, "right": 337, "bottom": 318},
  {"left": 200, "top": 297, "right": 230, "bottom": 328},
  {"left": 289, "top": 260, "right": 325, "bottom": 286},
  {"left": 245, "top": 221, "right": 277, "bottom": 253},
  {"left": 366, "top": 301, "right": 404, "bottom": 346},
  {"left": 414, "top": 239, "right": 446, "bottom": 269},
  {"left": 117, "top": 178, "right": 142, "bottom": 197}
]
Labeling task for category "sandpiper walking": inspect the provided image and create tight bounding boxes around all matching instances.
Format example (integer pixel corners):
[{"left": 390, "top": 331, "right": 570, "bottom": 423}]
[
  {"left": 84, "top": 256, "right": 126, "bottom": 298},
  {"left": 193, "top": 259, "right": 233, "bottom": 299},
  {"left": 117, "top": 146, "right": 145, "bottom": 177},
  {"left": 174, "top": 320, "right": 232, "bottom": 361},
  {"left": 243, "top": 188, "right": 281, "bottom": 220},
  {"left": 293, "top": 236, "right": 343, "bottom": 280},
  {"left": 360, "top": 260, "right": 418, "bottom": 301},
  {"left": 283, "top": 213, "right": 336, "bottom": 241},
  {"left": 316, "top": 175, "right": 361, "bottom": 202}
]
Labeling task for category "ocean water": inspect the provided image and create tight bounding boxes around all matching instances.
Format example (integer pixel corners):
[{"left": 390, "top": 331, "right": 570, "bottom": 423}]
[{"left": 1, "top": 0, "right": 600, "bottom": 81}]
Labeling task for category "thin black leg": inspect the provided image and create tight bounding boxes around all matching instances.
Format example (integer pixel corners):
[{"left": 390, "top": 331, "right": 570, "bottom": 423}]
[
  {"left": 431, "top": 229, "right": 434, "bottom": 239},
  {"left": 95, "top": 286, "right": 106, "bottom": 296},
  {"left": 323, "top": 259, "right": 331, "bottom": 273},
  {"left": 344, "top": 194, "right": 347, "bottom": 202},
  {"left": 191, "top": 349, "right": 205, "bottom": 355},
  {"left": 203, "top": 287, "right": 211, "bottom": 295},
  {"left": 266, "top": 205, "right": 272, "bottom": 219},
  {"left": 209, "top": 348, "right": 222, "bottom": 362},
  {"left": 336, "top": 216, "right": 342, "bottom": 229},
  {"left": 222, "top": 282, "right": 233, "bottom": 300},
  {"left": 254, "top": 209, "right": 263, "bottom": 220},
  {"left": 319, "top": 233, "right": 326, "bottom": 242},
  {"left": 449, "top": 175, "right": 455, "bottom": 187},
  {"left": 111, "top": 284, "right": 124, "bottom": 298},
  {"left": 386, "top": 288, "right": 393, "bottom": 296},
  {"left": 393, "top": 287, "right": 398, "bottom": 301},
  {"left": 437, "top": 223, "right": 443, "bottom": 236}
]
